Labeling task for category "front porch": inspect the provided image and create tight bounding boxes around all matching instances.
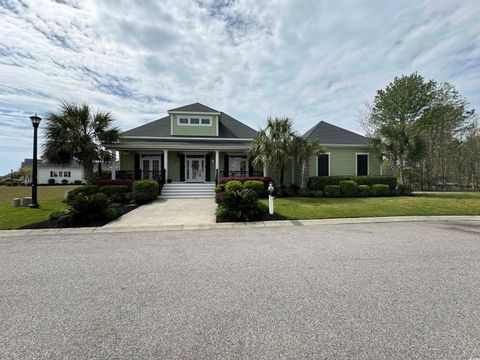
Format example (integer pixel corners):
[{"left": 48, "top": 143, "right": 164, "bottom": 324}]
[{"left": 112, "top": 150, "right": 265, "bottom": 184}]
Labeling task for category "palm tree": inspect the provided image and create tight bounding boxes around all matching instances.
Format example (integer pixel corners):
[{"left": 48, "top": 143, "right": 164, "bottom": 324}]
[
  {"left": 43, "top": 102, "right": 119, "bottom": 184},
  {"left": 294, "top": 138, "right": 323, "bottom": 188},
  {"left": 249, "top": 117, "right": 298, "bottom": 186}
]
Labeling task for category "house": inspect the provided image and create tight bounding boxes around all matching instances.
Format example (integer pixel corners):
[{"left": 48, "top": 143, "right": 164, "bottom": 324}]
[
  {"left": 107, "top": 102, "right": 381, "bottom": 197},
  {"left": 21, "top": 159, "right": 85, "bottom": 184}
]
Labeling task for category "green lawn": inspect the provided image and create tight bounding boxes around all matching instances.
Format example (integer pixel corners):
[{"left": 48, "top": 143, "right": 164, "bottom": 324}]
[
  {"left": 261, "top": 192, "right": 480, "bottom": 220},
  {"left": 0, "top": 185, "right": 78, "bottom": 229}
]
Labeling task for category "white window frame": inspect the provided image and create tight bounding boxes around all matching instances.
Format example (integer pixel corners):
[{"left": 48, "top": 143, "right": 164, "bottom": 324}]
[
  {"left": 177, "top": 116, "right": 212, "bottom": 127},
  {"left": 316, "top": 153, "right": 331, "bottom": 176},
  {"left": 355, "top": 153, "right": 369, "bottom": 176}
]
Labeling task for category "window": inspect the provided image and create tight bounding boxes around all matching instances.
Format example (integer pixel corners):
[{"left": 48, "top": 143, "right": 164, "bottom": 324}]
[
  {"left": 64, "top": 171, "right": 71, "bottom": 178},
  {"left": 50, "top": 171, "right": 58, "bottom": 177},
  {"left": 59, "top": 171, "right": 63, "bottom": 177},
  {"left": 317, "top": 154, "right": 330, "bottom": 176},
  {"left": 177, "top": 116, "right": 212, "bottom": 126},
  {"left": 356, "top": 154, "right": 369, "bottom": 176}
]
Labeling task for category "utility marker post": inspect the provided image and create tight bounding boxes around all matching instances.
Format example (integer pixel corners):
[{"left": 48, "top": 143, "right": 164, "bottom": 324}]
[{"left": 268, "top": 182, "right": 274, "bottom": 215}]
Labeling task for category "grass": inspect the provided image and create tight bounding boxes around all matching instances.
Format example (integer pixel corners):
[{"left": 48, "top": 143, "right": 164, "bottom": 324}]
[
  {"left": 261, "top": 192, "right": 480, "bottom": 220},
  {"left": 0, "top": 185, "right": 78, "bottom": 229}
]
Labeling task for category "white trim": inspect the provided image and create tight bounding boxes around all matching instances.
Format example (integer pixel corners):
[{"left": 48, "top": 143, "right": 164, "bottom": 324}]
[
  {"left": 119, "top": 136, "right": 253, "bottom": 141},
  {"left": 170, "top": 114, "right": 173, "bottom": 135},
  {"left": 168, "top": 111, "right": 221, "bottom": 116},
  {"left": 164, "top": 149, "right": 169, "bottom": 180},
  {"left": 108, "top": 144, "right": 251, "bottom": 151},
  {"left": 316, "top": 152, "right": 331, "bottom": 176},
  {"left": 355, "top": 152, "right": 369, "bottom": 176},
  {"left": 177, "top": 116, "right": 212, "bottom": 127},
  {"left": 215, "top": 150, "right": 220, "bottom": 171}
]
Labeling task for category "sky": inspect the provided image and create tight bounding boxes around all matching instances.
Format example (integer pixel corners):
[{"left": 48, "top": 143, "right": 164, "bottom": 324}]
[{"left": 0, "top": 0, "right": 479, "bottom": 175}]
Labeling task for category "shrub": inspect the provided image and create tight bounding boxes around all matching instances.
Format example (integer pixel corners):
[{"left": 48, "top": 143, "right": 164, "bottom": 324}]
[
  {"left": 105, "top": 207, "right": 119, "bottom": 220},
  {"left": 371, "top": 184, "right": 390, "bottom": 197},
  {"left": 298, "top": 188, "right": 311, "bottom": 197},
  {"left": 339, "top": 180, "right": 358, "bottom": 198},
  {"left": 358, "top": 185, "right": 371, "bottom": 197},
  {"left": 310, "top": 190, "right": 324, "bottom": 198},
  {"left": 73, "top": 180, "right": 83, "bottom": 185},
  {"left": 65, "top": 185, "right": 99, "bottom": 203},
  {"left": 99, "top": 185, "right": 129, "bottom": 203},
  {"left": 134, "top": 191, "right": 151, "bottom": 204},
  {"left": 70, "top": 193, "right": 110, "bottom": 224},
  {"left": 396, "top": 184, "right": 413, "bottom": 196},
  {"left": 276, "top": 184, "right": 297, "bottom": 198},
  {"left": 132, "top": 180, "right": 159, "bottom": 201},
  {"left": 48, "top": 178, "right": 56, "bottom": 185},
  {"left": 243, "top": 180, "right": 265, "bottom": 197},
  {"left": 61, "top": 179, "right": 69, "bottom": 185},
  {"left": 219, "top": 176, "right": 272, "bottom": 190},
  {"left": 308, "top": 176, "right": 397, "bottom": 191},
  {"left": 224, "top": 180, "right": 243, "bottom": 192},
  {"left": 3, "top": 179, "right": 12, "bottom": 186},
  {"left": 215, "top": 192, "right": 223, "bottom": 204},
  {"left": 214, "top": 184, "right": 225, "bottom": 193},
  {"left": 324, "top": 185, "right": 340, "bottom": 198},
  {"left": 216, "top": 189, "right": 267, "bottom": 222},
  {"left": 96, "top": 179, "right": 134, "bottom": 190}
]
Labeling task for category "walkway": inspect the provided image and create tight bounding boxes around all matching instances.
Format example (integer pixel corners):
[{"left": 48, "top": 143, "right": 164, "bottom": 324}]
[{"left": 102, "top": 198, "right": 217, "bottom": 229}]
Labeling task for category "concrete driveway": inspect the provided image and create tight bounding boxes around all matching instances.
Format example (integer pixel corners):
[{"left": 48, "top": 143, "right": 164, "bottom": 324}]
[
  {"left": 1, "top": 220, "right": 480, "bottom": 359},
  {"left": 103, "top": 198, "right": 216, "bottom": 228}
]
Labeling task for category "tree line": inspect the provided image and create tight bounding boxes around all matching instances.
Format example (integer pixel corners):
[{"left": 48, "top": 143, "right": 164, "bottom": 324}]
[{"left": 360, "top": 73, "right": 479, "bottom": 190}]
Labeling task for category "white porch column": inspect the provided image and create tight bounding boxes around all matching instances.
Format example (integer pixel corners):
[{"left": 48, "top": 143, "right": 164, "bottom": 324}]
[
  {"left": 215, "top": 150, "right": 220, "bottom": 179},
  {"left": 111, "top": 151, "right": 116, "bottom": 180},
  {"left": 263, "top": 163, "right": 268, "bottom": 177},
  {"left": 164, "top": 149, "right": 169, "bottom": 180}
]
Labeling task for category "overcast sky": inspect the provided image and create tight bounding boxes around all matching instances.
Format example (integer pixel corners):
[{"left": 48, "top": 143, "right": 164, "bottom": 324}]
[{"left": 0, "top": 0, "right": 479, "bottom": 174}]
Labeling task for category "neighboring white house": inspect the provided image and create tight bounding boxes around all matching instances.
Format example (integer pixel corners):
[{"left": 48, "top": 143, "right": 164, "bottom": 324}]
[{"left": 21, "top": 159, "right": 85, "bottom": 184}]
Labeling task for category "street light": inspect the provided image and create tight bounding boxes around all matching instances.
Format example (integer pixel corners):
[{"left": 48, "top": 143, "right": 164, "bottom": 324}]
[{"left": 29, "top": 113, "right": 42, "bottom": 208}]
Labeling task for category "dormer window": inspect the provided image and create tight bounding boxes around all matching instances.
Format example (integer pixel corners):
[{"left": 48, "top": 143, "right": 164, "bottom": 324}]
[{"left": 177, "top": 116, "right": 212, "bottom": 126}]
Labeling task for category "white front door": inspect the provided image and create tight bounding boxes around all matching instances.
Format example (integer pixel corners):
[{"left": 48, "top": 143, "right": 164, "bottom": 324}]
[
  {"left": 141, "top": 156, "right": 161, "bottom": 180},
  {"left": 185, "top": 155, "right": 205, "bottom": 182}
]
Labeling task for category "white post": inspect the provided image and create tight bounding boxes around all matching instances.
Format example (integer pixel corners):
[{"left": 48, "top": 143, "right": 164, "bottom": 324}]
[
  {"left": 215, "top": 150, "right": 220, "bottom": 181},
  {"left": 268, "top": 182, "right": 274, "bottom": 215},
  {"left": 164, "top": 150, "right": 169, "bottom": 180},
  {"left": 111, "top": 151, "right": 116, "bottom": 180}
]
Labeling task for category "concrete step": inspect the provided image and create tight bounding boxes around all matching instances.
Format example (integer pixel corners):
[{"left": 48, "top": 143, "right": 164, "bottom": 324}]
[{"left": 161, "top": 182, "right": 215, "bottom": 199}]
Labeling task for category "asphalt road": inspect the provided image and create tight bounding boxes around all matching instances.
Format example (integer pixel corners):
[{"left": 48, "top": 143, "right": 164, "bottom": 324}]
[{"left": 1, "top": 221, "right": 480, "bottom": 359}]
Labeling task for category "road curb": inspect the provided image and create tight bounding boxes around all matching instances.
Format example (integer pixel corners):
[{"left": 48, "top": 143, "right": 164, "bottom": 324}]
[{"left": 1, "top": 215, "right": 480, "bottom": 237}]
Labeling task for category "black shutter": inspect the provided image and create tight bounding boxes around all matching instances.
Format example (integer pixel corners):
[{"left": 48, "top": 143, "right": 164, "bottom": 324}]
[
  {"left": 134, "top": 153, "right": 141, "bottom": 180},
  {"left": 161, "top": 153, "right": 164, "bottom": 169},
  {"left": 248, "top": 160, "right": 254, "bottom": 176},
  {"left": 205, "top": 154, "right": 211, "bottom": 181},
  {"left": 357, "top": 154, "right": 368, "bottom": 176},
  {"left": 317, "top": 155, "right": 329, "bottom": 176},
  {"left": 180, "top": 153, "right": 185, "bottom": 181},
  {"left": 224, "top": 154, "right": 229, "bottom": 176}
]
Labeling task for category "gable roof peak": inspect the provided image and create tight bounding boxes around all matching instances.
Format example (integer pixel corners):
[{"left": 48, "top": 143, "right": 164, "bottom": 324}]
[
  {"left": 302, "top": 120, "right": 369, "bottom": 145},
  {"left": 168, "top": 102, "right": 220, "bottom": 114}
]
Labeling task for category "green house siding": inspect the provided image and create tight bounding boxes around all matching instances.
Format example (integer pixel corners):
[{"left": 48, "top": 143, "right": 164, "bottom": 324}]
[
  {"left": 120, "top": 152, "right": 134, "bottom": 171},
  {"left": 308, "top": 147, "right": 381, "bottom": 177},
  {"left": 171, "top": 114, "right": 218, "bottom": 136}
]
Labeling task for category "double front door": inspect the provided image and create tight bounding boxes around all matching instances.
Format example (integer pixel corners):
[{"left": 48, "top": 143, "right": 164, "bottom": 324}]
[
  {"left": 141, "top": 156, "right": 161, "bottom": 180},
  {"left": 185, "top": 155, "right": 205, "bottom": 182}
]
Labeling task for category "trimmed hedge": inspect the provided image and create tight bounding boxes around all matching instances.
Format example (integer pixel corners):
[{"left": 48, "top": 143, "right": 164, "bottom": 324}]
[
  {"left": 339, "top": 180, "right": 358, "bottom": 197},
  {"left": 371, "top": 184, "right": 390, "bottom": 197},
  {"left": 219, "top": 176, "right": 273, "bottom": 189},
  {"left": 243, "top": 180, "right": 265, "bottom": 197},
  {"left": 133, "top": 180, "right": 159, "bottom": 201},
  {"left": 308, "top": 176, "right": 397, "bottom": 191},
  {"left": 324, "top": 185, "right": 340, "bottom": 198},
  {"left": 66, "top": 185, "right": 99, "bottom": 202},
  {"left": 358, "top": 185, "right": 371, "bottom": 197},
  {"left": 96, "top": 179, "right": 134, "bottom": 190},
  {"left": 225, "top": 180, "right": 244, "bottom": 192}
]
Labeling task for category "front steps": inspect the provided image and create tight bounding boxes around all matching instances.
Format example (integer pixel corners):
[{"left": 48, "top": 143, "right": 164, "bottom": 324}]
[{"left": 160, "top": 182, "right": 216, "bottom": 199}]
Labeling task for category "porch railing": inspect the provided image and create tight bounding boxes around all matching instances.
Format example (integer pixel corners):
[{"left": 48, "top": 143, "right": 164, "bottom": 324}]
[{"left": 116, "top": 169, "right": 166, "bottom": 183}]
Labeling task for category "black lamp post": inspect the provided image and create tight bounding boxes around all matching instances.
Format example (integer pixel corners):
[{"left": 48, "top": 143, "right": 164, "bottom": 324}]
[{"left": 29, "top": 113, "right": 42, "bottom": 208}]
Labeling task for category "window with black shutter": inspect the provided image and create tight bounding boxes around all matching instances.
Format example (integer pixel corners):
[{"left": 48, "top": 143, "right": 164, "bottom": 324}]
[
  {"left": 356, "top": 154, "right": 368, "bottom": 176},
  {"left": 317, "top": 154, "right": 329, "bottom": 176}
]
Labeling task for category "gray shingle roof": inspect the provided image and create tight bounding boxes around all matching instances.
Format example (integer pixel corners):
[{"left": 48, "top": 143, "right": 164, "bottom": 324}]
[
  {"left": 168, "top": 102, "right": 220, "bottom": 113},
  {"left": 302, "top": 121, "right": 369, "bottom": 145},
  {"left": 21, "top": 159, "right": 82, "bottom": 168},
  {"left": 121, "top": 106, "right": 257, "bottom": 139}
]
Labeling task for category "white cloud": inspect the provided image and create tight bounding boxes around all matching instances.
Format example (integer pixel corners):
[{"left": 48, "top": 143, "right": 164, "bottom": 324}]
[{"left": 0, "top": 0, "right": 479, "bottom": 173}]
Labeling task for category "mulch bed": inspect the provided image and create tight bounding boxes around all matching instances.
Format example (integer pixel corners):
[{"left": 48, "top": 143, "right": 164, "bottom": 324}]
[
  {"left": 216, "top": 213, "right": 286, "bottom": 223},
  {"left": 20, "top": 203, "right": 140, "bottom": 229}
]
